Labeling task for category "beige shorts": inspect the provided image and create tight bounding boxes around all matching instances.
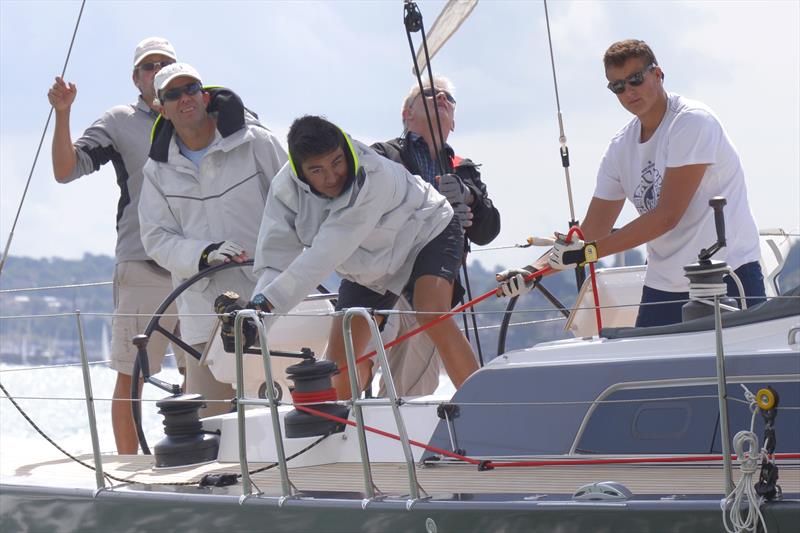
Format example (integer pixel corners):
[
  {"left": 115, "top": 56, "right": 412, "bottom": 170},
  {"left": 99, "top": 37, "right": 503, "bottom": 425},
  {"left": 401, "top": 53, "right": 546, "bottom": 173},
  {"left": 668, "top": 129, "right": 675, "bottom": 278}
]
[
  {"left": 377, "top": 296, "right": 441, "bottom": 397},
  {"left": 188, "top": 343, "right": 235, "bottom": 418},
  {"left": 110, "top": 260, "right": 184, "bottom": 375}
]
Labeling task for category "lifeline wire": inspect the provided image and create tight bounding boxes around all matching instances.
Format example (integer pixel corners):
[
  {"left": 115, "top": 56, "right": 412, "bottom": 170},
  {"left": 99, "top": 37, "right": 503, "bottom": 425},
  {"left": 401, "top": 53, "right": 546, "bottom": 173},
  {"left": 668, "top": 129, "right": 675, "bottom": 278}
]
[
  {"left": 0, "top": 379, "right": 331, "bottom": 488},
  {"left": 402, "top": 1, "right": 484, "bottom": 364},
  {"left": 0, "top": 0, "right": 87, "bottom": 278}
]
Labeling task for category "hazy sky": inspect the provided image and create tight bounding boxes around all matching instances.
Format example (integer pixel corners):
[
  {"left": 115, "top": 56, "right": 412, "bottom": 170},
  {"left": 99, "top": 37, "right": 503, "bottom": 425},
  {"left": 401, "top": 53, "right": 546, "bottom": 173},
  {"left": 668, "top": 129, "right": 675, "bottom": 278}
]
[{"left": 1, "top": 0, "right": 798, "bottom": 272}]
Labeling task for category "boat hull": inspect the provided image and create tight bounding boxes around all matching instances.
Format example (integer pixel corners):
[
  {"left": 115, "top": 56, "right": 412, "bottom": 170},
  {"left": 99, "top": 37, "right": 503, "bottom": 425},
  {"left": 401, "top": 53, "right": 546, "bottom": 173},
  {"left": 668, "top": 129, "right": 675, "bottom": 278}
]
[{"left": 3, "top": 482, "right": 799, "bottom": 533}]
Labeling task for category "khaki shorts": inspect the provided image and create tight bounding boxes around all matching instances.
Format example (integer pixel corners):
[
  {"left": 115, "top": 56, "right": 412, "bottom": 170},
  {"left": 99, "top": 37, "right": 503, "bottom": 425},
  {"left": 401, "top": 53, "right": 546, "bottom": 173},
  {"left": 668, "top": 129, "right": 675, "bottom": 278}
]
[
  {"left": 377, "top": 296, "right": 441, "bottom": 397},
  {"left": 110, "top": 260, "right": 184, "bottom": 375},
  {"left": 188, "top": 343, "right": 236, "bottom": 418}
]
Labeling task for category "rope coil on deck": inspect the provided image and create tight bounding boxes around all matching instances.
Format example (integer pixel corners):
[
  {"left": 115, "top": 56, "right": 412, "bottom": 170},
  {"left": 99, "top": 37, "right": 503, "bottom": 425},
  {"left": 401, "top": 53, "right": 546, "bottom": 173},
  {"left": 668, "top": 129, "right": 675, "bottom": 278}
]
[{"left": 721, "top": 385, "right": 772, "bottom": 533}]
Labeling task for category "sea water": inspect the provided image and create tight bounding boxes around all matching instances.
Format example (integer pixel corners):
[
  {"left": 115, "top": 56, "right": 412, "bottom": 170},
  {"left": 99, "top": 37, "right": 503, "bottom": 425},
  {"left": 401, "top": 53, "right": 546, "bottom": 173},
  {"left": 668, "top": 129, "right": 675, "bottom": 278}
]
[
  {"left": 0, "top": 362, "right": 182, "bottom": 456},
  {"left": 1, "top": 362, "right": 455, "bottom": 458}
]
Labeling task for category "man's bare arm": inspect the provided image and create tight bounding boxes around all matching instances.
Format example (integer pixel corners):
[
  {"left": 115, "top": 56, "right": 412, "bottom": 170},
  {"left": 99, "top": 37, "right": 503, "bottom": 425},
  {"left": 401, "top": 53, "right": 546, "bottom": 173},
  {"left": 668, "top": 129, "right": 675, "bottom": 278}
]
[
  {"left": 47, "top": 76, "right": 78, "bottom": 182},
  {"left": 595, "top": 163, "right": 707, "bottom": 258}
]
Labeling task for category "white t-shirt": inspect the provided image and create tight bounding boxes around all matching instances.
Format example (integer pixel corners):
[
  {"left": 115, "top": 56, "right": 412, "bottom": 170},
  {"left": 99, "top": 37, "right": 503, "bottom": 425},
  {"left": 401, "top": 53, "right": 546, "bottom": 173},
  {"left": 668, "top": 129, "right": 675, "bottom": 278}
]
[{"left": 594, "top": 93, "right": 760, "bottom": 292}]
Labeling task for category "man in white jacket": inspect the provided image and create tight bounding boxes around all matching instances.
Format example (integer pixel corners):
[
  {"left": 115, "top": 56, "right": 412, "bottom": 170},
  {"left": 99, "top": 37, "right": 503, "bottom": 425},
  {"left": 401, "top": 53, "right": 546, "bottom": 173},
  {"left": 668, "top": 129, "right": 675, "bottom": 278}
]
[
  {"left": 139, "top": 63, "right": 287, "bottom": 416},
  {"left": 249, "top": 115, "right": 478, "bottom": 399}
]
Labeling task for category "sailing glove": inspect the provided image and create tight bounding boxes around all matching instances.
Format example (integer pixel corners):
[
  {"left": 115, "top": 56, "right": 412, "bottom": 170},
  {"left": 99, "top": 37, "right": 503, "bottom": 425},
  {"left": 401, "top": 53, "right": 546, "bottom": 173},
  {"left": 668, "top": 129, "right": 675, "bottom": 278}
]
[
  {"left": 548, "top": 233, "right": 598, "bottom": 270},
  {"left": 452, "top": 203, "right": 474, "bottom": 229},
  {"left": 214, "top": 291, "right": 257, "bottom": 353},
  {"left": 438, "top": 173, "right": 472, "bottom": 206},
  {"left": 496, "top": 265, "right": 538, "bottom": 298},
  {"left": 201, "top": 241, "right": 246, "bottom": 269}
]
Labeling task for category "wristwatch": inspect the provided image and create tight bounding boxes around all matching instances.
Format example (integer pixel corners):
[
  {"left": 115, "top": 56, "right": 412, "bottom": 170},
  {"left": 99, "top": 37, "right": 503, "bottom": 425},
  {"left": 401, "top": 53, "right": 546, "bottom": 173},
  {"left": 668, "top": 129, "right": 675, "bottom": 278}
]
[{"left": 250, "top": 293, "right": 273, "bottom": 312}]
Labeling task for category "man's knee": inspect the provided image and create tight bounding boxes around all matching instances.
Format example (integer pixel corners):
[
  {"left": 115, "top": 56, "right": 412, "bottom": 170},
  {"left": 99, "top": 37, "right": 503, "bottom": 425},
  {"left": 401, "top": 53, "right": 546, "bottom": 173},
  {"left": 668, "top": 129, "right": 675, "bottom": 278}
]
[{"left": 413, "top": 298, "right": 451, "bottom": 325}]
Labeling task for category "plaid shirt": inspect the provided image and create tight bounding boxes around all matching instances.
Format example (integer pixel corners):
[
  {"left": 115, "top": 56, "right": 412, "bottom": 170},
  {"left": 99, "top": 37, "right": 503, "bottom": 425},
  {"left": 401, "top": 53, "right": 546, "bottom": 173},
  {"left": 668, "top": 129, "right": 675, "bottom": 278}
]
[{"left": 406, "top": 132, "right": 450, "bottom": 187}]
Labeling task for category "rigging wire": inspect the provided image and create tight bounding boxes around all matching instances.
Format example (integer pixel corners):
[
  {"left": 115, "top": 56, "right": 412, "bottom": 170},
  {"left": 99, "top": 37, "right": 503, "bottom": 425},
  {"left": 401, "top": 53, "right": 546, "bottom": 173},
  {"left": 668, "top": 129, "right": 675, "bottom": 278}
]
[
  {"left": 0, "top": 0, "right": 87, "bottom": 278},
  {"left": 542, "top": 0, "right": 586, "bottom": 290},
  {"left": 403, "top": 0, "right": 485, "bottom": 365}
]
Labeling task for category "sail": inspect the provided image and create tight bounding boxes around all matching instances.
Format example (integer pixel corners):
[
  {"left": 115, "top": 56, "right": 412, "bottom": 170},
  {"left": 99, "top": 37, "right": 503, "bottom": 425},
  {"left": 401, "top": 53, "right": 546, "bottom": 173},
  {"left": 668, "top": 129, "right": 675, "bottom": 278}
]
[{"left": 413, "top": 0, "right": 478, "bottom": 73}]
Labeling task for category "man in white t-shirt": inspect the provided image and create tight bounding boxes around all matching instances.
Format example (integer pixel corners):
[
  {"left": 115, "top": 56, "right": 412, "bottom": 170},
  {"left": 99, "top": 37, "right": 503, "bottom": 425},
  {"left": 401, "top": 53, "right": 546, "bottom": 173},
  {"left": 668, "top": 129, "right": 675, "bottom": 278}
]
[{"left": 498, "top": 39, "right": 765, "bottom": 327}]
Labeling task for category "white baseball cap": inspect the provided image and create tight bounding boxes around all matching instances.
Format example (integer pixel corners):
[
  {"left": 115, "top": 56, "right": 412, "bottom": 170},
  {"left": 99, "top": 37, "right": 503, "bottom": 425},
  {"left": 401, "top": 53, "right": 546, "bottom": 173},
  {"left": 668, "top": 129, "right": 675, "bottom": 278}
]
[
  {"left": 133, "top": 36, "right": 177, "bottom": 66},
  {"left": 154, "top": 62, "right": 203, "bottom": 96}
]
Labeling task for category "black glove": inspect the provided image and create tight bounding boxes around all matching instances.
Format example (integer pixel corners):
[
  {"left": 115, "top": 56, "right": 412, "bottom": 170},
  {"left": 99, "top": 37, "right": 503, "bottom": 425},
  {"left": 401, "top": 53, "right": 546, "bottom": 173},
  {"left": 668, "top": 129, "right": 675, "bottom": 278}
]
[{"left": 214, "top": 291, "right": 257, "bottom": 353}]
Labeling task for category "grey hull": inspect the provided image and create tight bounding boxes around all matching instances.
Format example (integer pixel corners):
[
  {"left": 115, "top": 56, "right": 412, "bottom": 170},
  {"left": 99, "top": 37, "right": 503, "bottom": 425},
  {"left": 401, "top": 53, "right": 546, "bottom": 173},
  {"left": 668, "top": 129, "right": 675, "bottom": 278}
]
[{"left": 3, "top": 483, "right": 800, "bottom": 533}]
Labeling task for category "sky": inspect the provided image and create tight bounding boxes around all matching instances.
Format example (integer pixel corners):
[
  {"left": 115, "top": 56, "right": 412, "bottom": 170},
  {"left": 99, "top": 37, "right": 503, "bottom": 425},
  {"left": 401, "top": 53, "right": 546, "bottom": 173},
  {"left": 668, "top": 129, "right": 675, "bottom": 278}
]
[{"left": 1, "top": 0, "right": 798, "bottom": 273}]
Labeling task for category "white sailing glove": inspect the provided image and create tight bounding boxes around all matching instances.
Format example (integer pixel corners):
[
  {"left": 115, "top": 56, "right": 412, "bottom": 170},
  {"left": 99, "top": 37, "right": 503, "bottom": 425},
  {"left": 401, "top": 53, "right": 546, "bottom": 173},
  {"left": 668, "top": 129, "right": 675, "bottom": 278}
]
[
  {"left": 205, "top": 241, "right": 246, "bottom": 267},
  {"left": 496, "top": 265, "right": 538, "bottom": 298},
  {"left": 548, "top": 233, "right": 598, "bottom": 270}
]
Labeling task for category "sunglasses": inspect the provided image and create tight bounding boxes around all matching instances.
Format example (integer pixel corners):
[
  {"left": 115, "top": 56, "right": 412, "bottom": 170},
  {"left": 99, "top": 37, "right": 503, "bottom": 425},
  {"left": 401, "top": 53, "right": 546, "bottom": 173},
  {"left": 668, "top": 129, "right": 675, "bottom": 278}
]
[
  {"left": 160, "top": 81, "right": 202, "bottom": 103},
  {"left": 422, "top": 87, "right": 456, "bottom": 105},
  {"left": 607, "top": 63, "right": 656, "bottom": 95},
  {"left": 138, "top": 60, "right": 175, "bottom": 72}
]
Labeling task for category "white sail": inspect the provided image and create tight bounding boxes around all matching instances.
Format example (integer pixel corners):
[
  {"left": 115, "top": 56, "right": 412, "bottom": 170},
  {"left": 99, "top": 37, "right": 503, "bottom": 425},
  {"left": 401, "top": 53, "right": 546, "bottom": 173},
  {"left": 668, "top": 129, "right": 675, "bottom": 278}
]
[{"left": 413, "top": 0, "right": 478, "bottom": 73}]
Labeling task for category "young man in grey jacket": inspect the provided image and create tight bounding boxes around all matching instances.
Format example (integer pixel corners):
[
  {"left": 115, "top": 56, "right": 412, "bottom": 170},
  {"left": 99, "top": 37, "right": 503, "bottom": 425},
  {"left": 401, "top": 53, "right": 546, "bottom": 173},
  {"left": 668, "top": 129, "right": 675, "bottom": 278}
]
[
  {"left": 249, "top": 115, "right": 478, "bottom": 399},
  {"left": 47, "top": 37, "right": 182, "bottom": 454},
  {"left": 139, "top": 63, "right": 287, "bottom": 416}
]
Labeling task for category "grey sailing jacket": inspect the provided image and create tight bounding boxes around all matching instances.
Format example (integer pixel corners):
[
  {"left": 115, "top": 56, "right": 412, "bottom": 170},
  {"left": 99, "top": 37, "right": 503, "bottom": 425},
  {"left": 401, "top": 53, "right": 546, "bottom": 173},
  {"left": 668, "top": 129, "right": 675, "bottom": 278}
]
[{"left": 252, "top": 139, "right": 453, "bottom": 314}]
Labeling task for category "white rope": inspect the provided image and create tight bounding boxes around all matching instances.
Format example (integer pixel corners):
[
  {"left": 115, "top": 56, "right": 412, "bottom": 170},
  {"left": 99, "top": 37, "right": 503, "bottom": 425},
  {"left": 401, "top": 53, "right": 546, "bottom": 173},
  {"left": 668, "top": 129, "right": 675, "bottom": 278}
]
[
  {"left": 688, "top": 282, "right": 729, "bottom": 300},
  {"left": 722, "top": 432, "right": 766, "bottom": 533},
  {"left": 721, "top": 385, "right": 768, "bottom": 533}
]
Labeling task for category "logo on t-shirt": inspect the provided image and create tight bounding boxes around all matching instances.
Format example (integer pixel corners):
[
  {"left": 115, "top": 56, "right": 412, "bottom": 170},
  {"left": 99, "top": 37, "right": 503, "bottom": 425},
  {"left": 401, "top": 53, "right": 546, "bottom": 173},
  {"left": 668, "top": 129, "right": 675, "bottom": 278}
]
[{"left": 633, "top": 160, "right": 662, "bottom": 214}]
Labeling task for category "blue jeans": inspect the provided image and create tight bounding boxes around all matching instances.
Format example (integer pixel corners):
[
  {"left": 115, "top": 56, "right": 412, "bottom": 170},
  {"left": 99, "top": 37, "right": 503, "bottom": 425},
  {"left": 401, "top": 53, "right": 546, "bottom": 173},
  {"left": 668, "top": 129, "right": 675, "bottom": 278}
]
[{"left": 634, "top": 261, "right": 767, "bottom": 328}]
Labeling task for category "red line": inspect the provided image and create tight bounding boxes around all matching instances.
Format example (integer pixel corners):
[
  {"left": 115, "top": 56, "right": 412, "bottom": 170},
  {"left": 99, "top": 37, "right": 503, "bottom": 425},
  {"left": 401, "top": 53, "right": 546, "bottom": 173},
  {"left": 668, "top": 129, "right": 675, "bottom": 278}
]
[
  {"left": 295, "top": 404, "right": 480, "bottom": 465},
  {"left": 340, "top": 266, "right": 554, "bottom": 374},
  {"left": 294, "top": 403, "right": 800, "bottom": 469},
  {"left": 566, "top": 226, "right": 602, "bottom": 332}
]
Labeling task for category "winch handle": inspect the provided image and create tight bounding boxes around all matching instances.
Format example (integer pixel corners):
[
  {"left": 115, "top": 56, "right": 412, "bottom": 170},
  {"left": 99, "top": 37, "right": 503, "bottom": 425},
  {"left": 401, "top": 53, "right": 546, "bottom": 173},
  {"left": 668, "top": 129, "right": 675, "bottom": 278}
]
[
  {"left": 709, "top": 196, "right": 727, "bottom": 248},
  {"left": 698, "top": 196, "right": 727, "bottom": 262}
]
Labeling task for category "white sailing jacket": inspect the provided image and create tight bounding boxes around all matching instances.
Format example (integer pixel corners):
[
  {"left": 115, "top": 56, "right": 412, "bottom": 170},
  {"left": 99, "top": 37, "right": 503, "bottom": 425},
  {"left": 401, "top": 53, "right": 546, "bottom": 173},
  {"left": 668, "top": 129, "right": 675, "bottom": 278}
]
[
  {"left": 252, "top": 139, "right": 453, "bottom": 314},
  {"left": 140, "top": 115, "right": 287, "bottom": 345}
]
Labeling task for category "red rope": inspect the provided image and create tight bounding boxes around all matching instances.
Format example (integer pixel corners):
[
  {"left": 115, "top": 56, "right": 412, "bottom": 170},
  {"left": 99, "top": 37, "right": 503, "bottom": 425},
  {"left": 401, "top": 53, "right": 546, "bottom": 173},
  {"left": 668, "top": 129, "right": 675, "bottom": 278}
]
[
  {"left": 295, "top": 403, "right": 800, "bottom": 468},
  {"left": 566, "top": 226, "right": 602, "bottom": 332},
  {"left": 291, "top": 388, "right": 337, "bottom": 404},
  {"left": 338, "top": 266, "right": 554, "bottom": 374},
  {"left": 295, "top": 404, "right": 481, "bottom": 465}
]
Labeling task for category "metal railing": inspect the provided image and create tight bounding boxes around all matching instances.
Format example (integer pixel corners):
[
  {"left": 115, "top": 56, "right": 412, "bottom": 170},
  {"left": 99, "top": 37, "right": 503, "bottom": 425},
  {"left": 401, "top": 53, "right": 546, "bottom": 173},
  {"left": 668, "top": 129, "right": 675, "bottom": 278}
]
[{"left": 341, "top": 307, "right": 421, "bottom": 504}]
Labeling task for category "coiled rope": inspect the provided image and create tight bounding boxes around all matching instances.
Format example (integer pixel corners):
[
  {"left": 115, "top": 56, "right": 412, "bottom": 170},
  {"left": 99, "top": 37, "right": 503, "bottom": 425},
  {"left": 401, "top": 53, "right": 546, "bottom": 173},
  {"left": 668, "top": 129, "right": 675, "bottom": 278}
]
[{"left": 721, "top": 385, "right": 769, "bottom": 533}]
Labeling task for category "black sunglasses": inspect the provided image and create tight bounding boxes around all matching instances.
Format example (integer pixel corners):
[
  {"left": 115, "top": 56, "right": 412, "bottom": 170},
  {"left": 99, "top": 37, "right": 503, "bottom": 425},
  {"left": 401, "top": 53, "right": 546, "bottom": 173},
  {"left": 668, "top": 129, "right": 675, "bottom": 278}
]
[
  {"left": 607, "top": 63, "right": 656, "bottom": 95},
  {"left": 138, "top": 60, "right": 175, "bottom": 72},
  {"left": 160, "top": 81, "right": 202, "bottom": 103},
  {"left": 422, "top": 87, "right": 456, "bottom": 104}
]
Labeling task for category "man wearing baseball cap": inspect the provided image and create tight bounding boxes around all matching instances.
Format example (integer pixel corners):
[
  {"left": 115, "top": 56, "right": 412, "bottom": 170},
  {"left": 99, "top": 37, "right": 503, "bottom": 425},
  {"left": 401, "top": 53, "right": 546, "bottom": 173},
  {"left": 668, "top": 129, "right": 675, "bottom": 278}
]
[
  {"left": 139, "top": 62, "right": 287, "bottom": 417},
  {"left": 47, "top": 37, "right": 183, "bottom": 455}
]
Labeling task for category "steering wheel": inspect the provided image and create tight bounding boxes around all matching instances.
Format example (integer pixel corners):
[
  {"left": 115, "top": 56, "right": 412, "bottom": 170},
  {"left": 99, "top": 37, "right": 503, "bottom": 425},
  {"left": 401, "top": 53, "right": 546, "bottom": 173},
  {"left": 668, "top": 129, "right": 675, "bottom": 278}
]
[
  {"left": 130, "top": 259, "right": 334, "bottom": 454},
  {"left": 495, "top": 281, "right": 570, "bottom": 356}
]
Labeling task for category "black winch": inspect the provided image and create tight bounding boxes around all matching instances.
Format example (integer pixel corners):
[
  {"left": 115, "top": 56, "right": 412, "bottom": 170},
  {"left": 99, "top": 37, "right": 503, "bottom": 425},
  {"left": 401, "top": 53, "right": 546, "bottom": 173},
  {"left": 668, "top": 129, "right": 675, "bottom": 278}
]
[
  {"left": 284, "top": 359, "right": 349, "bottom": 438},
  {"left": 153, "top": 394, "right": 220, "bottom": 468}
]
